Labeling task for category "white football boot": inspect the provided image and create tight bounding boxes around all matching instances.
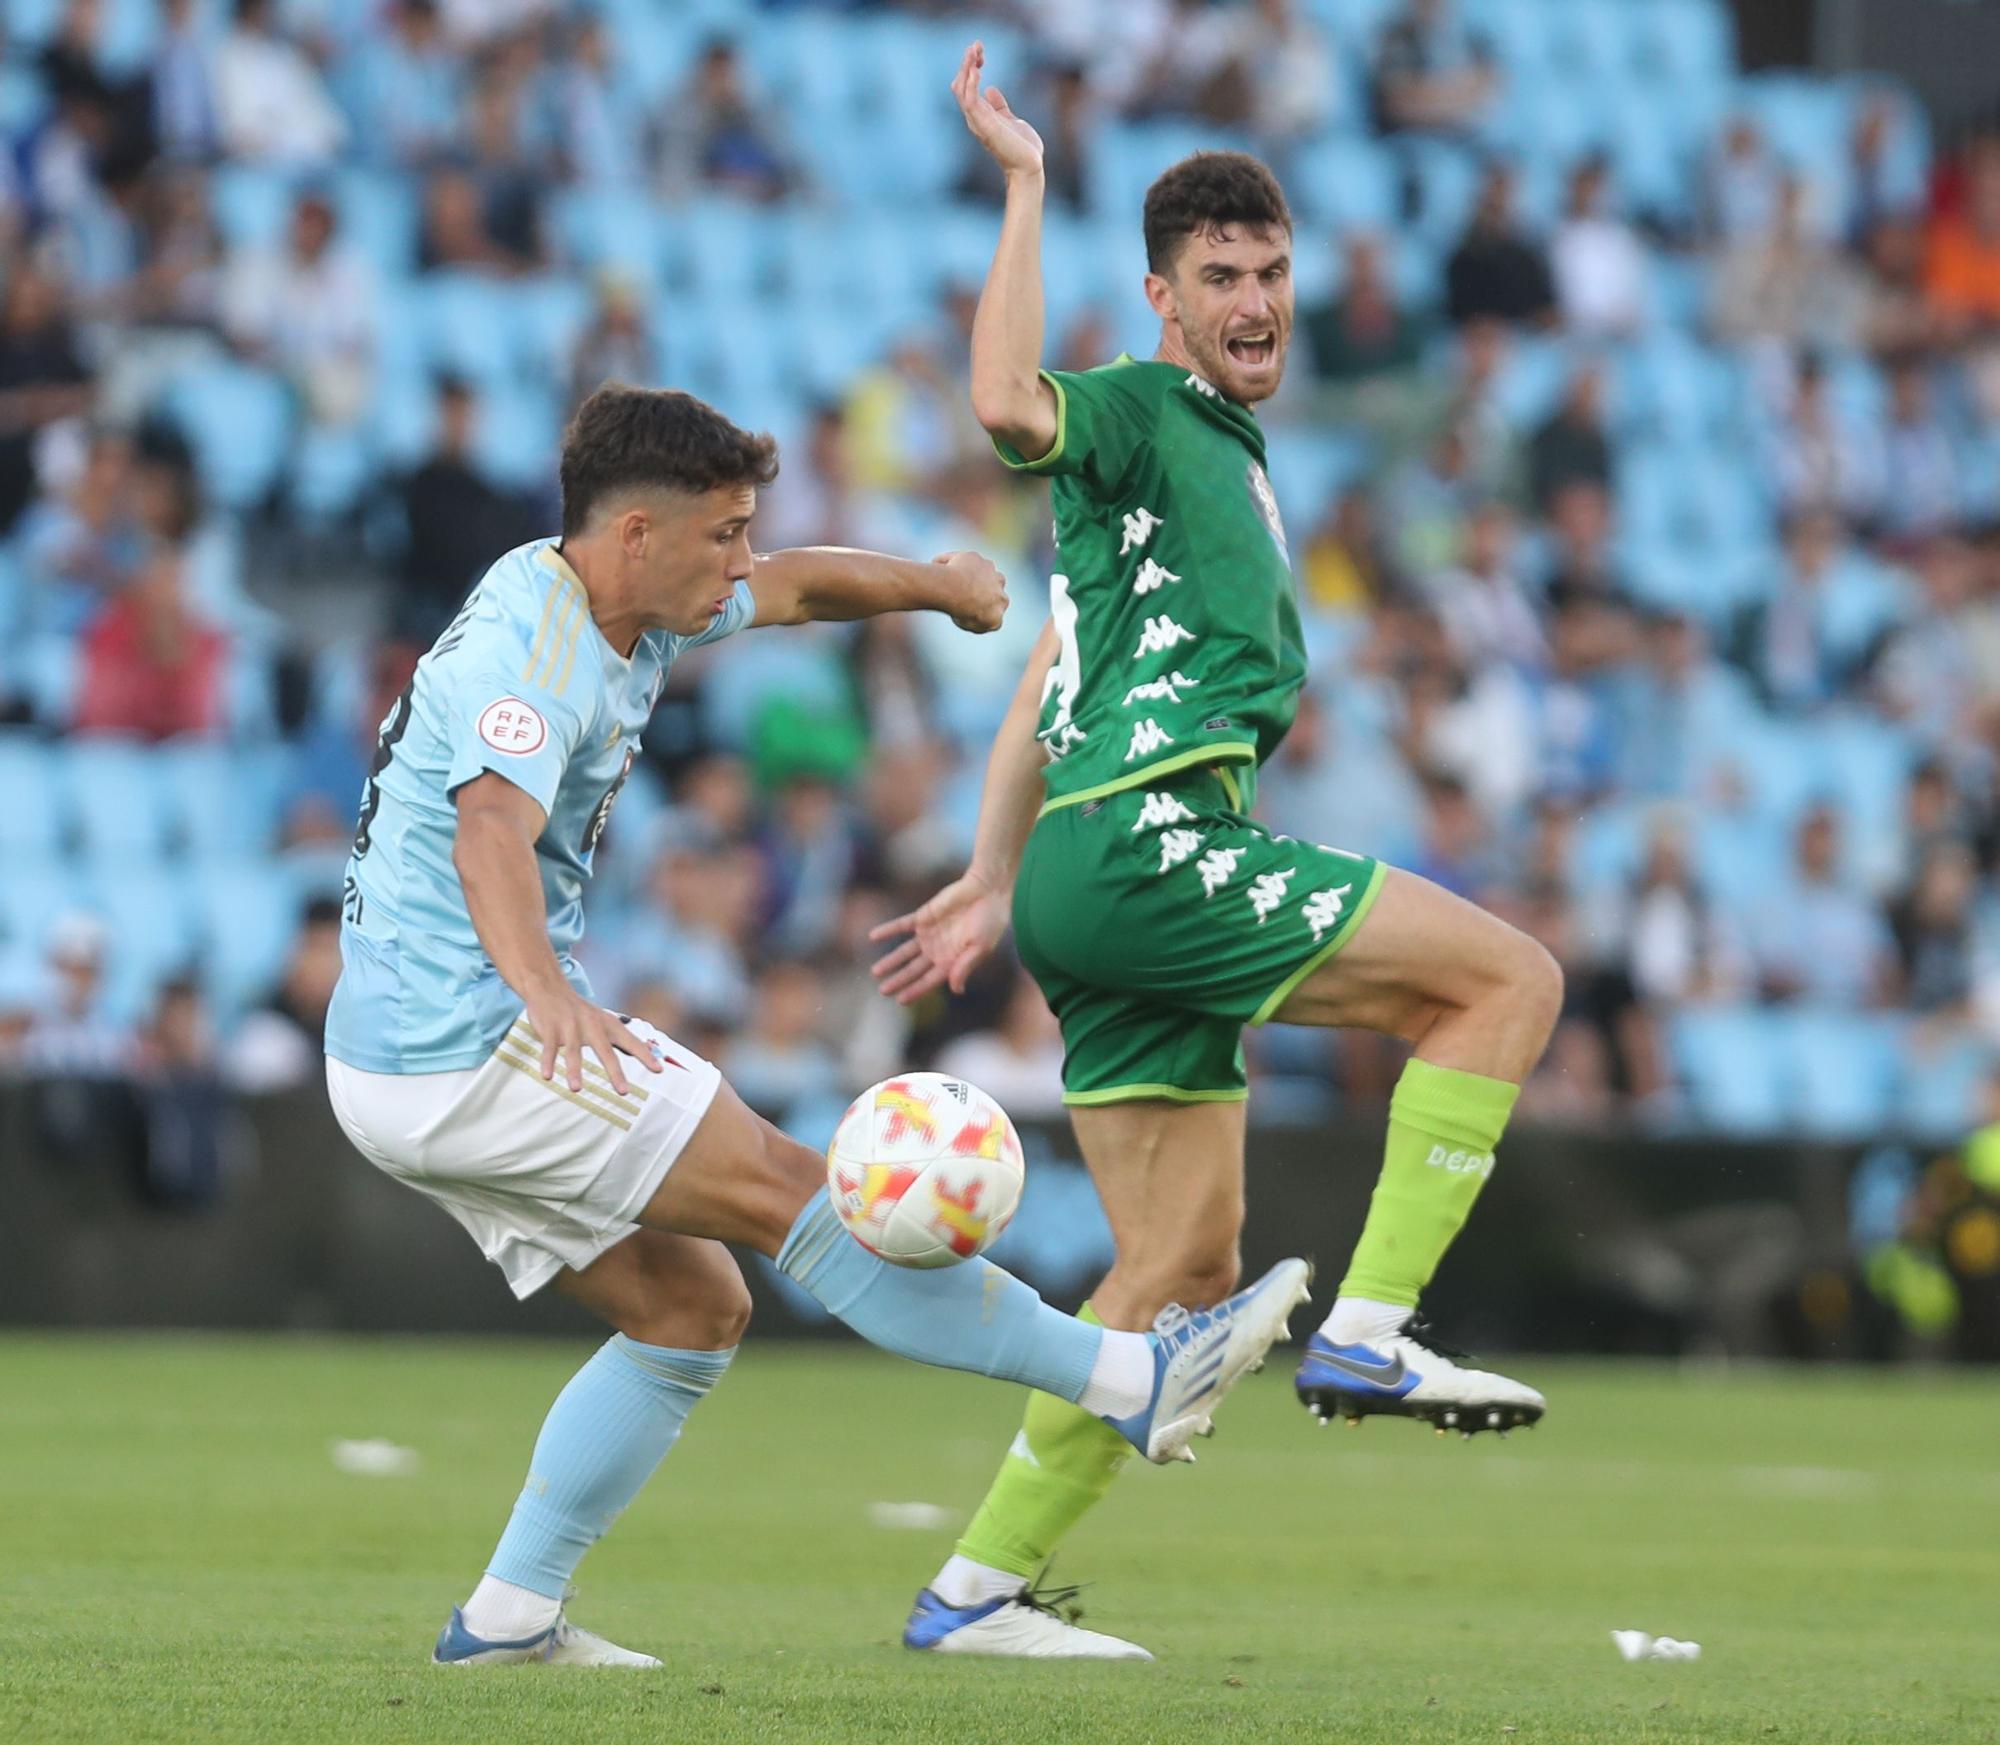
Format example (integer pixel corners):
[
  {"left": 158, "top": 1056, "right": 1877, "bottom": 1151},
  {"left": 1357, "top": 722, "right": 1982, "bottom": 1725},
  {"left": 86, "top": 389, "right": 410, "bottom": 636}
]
[
  {"left": 903, "top": 1581, "right": 1153, "bottom": 1660},
  {"left": 431, "top": 1606, "right": 662, "bottom": 1667},
  {"left": 1295, "top": 1314, "right": 1545, "bottom": 1436}
]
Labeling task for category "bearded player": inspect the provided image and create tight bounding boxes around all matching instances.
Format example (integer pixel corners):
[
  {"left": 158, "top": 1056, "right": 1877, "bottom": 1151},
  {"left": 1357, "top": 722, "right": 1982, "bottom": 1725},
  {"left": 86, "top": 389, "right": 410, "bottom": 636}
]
[
  {"left": 324, "top": 382, "right": 1311, "bottom": 1668},
  {"left": 871, "top": 46, "right": 1560, "bottom": 1659}
]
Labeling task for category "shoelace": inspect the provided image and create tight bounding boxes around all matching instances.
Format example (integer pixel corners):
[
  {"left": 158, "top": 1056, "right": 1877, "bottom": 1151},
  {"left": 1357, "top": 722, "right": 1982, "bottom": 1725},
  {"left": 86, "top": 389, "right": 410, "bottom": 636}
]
[
  {"left": 1397, "top": 1313, "right": 1473, "bottom": 1365},
  {"left": 1015, "top": 1562, "right": 1090, "bottom": 1627},
  {"left": 1151, "top": 1302, "right": 1192, "bottom": 1339}
]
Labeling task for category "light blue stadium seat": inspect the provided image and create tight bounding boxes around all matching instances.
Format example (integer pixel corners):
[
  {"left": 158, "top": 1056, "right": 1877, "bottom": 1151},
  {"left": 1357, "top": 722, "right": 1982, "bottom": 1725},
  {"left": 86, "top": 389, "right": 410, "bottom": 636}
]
[
  {"left": 550, "top": 185, "right": 670, "bottom": 289},
  {"left": 1570, "top": 799, "right": 1650, "bottom": 904},
  {"left": 0, "top": 853, "right": 73, "bottom": 971},
  {"left": 64, "top": 738, "right": 170, "bottom": 860},
  {"left": 1687, "top": 810, "right": 1784, "bottom": 922},
  {"left": 1649, "top": 0, "right": 1736, "bottom": 85},
  {"left": 513, "top": 275, "right": 597, "bottom": 384},
  {"left": 162, "top": 360, "right": 296, "bottom": 512},
  {"left": 1263, "top": 430, "right": 1373, "bottom": 531},
  {"left": 599, "top": 0, "right": 703, "bottom": 105},
  {"left": 209, "top": 163, "right": 299, "bottom": 252},
  {"left": 1673, "top": 1005, "right": 1792, "bottom": 1137},
  {"left": 421, "top": 272, "right": 522, "bottom": 387},
  {"left": 1403, "top": 137, "right": 1481, "bottom": 246},
  {"left": 0, "top": 732, "right": 64, "bottom": 858},
  {"left": 1092, "top": 122, "right": 1256, "bottom": 227},
  {"left": 332, "top": 168, "right": 420, "bottom": 278},
  {"left": 677, "top": 197, "right": 783, "bottom": 303},
  {"left": 1901, "top": 1034, "right": 1990, "bottom": 1142},
  {"left": 87, "top": 862, "right": 199, "bottom": 1023},
  {"left": 470, "top": 380, "right": 561, "bottom": 492},
  {"left": 1777, "top": 1007, "right": 1903, "bottom": 1140},
  {"left": 160, "top": 741, "right": 284, "bottom": 860},
  {"left": 290, "top": 422, "right": 378, "bottom": 520},
  {"left": 1291, "top": 134, "right": 1397, "bottom": 234},
  {"left": 191, "top": 862, "right": 303, "bottom": 1017}
]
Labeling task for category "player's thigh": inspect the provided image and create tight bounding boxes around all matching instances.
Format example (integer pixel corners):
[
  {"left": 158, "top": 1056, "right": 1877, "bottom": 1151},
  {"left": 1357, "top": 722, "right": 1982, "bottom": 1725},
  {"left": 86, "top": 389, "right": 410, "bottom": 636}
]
[
  {"left": 1270, "top": 865, "right": 1558, "bottom": 1038},
  {"left": 556, "top": 1228, "right": 752, "bottom": 1350},
  {"left": 633, "top": 1075, "right": 826, "bottom": 1257},
  {"left": 1070, "top": 1094, "right": 1248, "bottom": 1314}
]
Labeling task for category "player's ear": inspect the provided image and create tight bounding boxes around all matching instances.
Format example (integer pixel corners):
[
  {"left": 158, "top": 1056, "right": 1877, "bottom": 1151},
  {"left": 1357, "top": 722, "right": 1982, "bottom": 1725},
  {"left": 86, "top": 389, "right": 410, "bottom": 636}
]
[
  {"left": 1143, "top": 271, "right": 1178, "bottom": 325},
  {"left": 619, "top": 505, "right": 650, "bottom": 560}
]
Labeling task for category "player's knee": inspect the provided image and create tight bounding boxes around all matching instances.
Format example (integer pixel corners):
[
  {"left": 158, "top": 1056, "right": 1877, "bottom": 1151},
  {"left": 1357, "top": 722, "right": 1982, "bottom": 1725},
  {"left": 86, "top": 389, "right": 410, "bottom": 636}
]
[
  {"left": 621, "top": 1275, "right": 751, "bottom": 1351},
  {"left": 1507, "top": 930, "right": 1565, "bottom": 1045}
]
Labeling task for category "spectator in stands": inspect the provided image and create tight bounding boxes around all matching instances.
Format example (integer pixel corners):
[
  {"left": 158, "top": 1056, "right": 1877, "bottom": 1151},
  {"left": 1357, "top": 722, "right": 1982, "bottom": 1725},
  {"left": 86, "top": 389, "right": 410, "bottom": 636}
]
[
  {"left": 1424, "top": 499, "right": 1545, "bottom": 677},
  {"left": 1301, "top": 233, "right": 1430, "bottom": 386},
  {"left": 1299, "top": 487, "right": 1395, "bottom": 614},
  {"left": 1527, "top": 362, "right": 1611, "bottom": 513},
  {"left": 394, "top": 376, "right": 540, "bottom": 642},
  {"left": 935, "top": 967, "right": 1067, "bottom": 1120},
  {"left": 722, "top": 958, "right": 842, "bottom": 1120},
  {"left": 463, "top": 59, "right": 548, "bottom": 265},
  {"left": 1764, "top": 351, "right": 1882, "bottom": 523},
  {"left": 1445, "top": 163, "right": 1555, "bottom": 328},
  {"left": 1701, "top": 116, "right": 1785, "bottom": 245},
  {"left": 1860, "top": 217, "right": 1941, "bottom": 357},
  {"left": 615, "top": 843, "right": 759, "bottom": 1029},
  {"left": 17, "top": 428, "right": 144, "bottom": 634},
  {"left": 659, "top": 37, "right": 793, "bottom": 204},
  {"left": 152, "top": 0, "right": 221, "bottom": 165},
  {"left": 1623, "top": 818, "right": 1750, "bottom": 1008},
  {"left": 1729, "top": 509, "right": 1900, "bottom": 713},
  {"left": 1540, "top": 480, "right": 1633, "bottom": 612},
  {"left": 1875, "top": 539, "right": 1982, "bottom": 743},
  {"left": 1370, "top": 0, "right": 1497, "bottom": 138},
  {"left": 0, "top": 255, "right": 94, "bottom": 534},
  {"left": 122, "top": 168, "right": 225, "bottom": 331},
  {"left": 1260, "top": 684, "right": 1424, "bottom": 869},
  {"left": 418, "top": 163, "right": 535, "bottom": 275},
  {"left": 72, "top": 541, "right": 227, "bottom": 738},
  {"left": 1752, "top": 805, "right": 1896, "bottom": 1008},
  {"left": 213, "top": 0, "right": 349, "bottom": 167},
  {"left": 1712, "top": 173, "right": 1867, "bottom": 353},
  {"left": 137, "top": 975, "right": 231, "bottom": 1207},
  {"left": 1386, "top": 417, "right": 1485, "bottom": 578},
  {"left": 222, "top": 896, "right": 343, "bottom": 1093},
  {"left": 20, "top": 913, "right": 127, "bottom": 1080},
  {"left": 1620, "top": 610, "right": 1743, "bottom": 799},
  {"left": 844, "top": 329, "right": 981, "bottom": 495},
  {"left": 549, "top": 13, "right": 642, "bottom": 188},
  {"left": 1846, "top": 93, "right": 1923, "bottom": 249},
  {"left": 1924, "top": 132, "right": 2000, "bottom": 334},
  {"left": 1891, "top": 839, "right": 1979, "bottom": 1020},
  {"left": 1408, "top": 769, "right": 1499, "bottom": 899},
  {"left": 1874, "top": 355, "right": 1960, "bottom": 548},
  {"left": 221, "top": 191, "right": 380, "bottom": 430},
  {"left": 40, "top": 0, "right": 155, "bottom": 190},
  {"left": 0, "top": 968, "right": 34, "bottom": 1076},
  {"left": 757, "top": 764, "right": 873, "bottom": 958},
  {"left": 343, "top": 0, "right": 463, "bottom": 172},
  {"left": 755, "top": 401, "right": 864, "bottom": 551},
  {"left": 566, "top": 277, "right": 652, "bottom": 413},
  {"left": 1551, "top": 154, "right": 1648, "bottom": 339}
]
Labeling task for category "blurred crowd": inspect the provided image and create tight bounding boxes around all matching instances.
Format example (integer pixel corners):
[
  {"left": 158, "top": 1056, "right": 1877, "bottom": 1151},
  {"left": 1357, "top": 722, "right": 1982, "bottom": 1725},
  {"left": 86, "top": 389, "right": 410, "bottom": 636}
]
[{"left": 2, "top": 0, "right": 2000, "bottom": 1188}]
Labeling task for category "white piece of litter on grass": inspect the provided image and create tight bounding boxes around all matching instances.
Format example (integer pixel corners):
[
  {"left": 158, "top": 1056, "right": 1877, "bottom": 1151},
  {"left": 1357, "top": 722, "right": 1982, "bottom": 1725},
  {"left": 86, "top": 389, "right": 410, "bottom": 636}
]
[
  {"left": 1612, "top": 1629, "right": 1701, "bottom": 1662},
  {"left": 866, "top": 1502, "right": 957, "bottom": 1530},
  {"left": 331, "top": 1438, "right": 421, "bottom": 1477}
]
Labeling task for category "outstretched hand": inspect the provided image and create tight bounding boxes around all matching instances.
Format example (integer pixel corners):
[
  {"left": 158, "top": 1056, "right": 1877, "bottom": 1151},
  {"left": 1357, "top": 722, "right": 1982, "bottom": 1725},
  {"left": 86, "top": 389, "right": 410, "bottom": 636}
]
[
  {"left": 869, "top": 870, "right": 1011, "bottom": 1004},
  {"left": 950, "top": 39, "right": 1044, "bottom": 178}
]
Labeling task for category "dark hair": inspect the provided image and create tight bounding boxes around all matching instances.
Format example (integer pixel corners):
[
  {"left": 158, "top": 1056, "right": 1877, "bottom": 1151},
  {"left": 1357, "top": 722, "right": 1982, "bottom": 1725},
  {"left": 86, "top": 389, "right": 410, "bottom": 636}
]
[
  {"left": 1142, "top": 151, "right": 1292, "bottom": 275},
  {"left": 559, "top": 384, "right": 779, "bottom": 537}
]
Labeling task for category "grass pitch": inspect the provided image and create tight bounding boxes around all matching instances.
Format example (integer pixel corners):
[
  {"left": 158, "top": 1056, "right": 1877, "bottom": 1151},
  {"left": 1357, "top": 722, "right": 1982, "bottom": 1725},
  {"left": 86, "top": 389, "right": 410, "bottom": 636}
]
[{"left": 0, "top": 1337, "right": 1995, "bottom": 1745}]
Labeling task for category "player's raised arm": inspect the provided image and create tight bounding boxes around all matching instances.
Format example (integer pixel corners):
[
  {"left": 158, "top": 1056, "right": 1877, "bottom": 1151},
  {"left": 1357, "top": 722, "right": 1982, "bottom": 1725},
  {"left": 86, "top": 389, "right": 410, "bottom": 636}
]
[
  {"left": 871, "top": 618, "right": 1058, "bottom": 1003},
  {"left": 953, "top": 40, "right": 1057, "bottom": 461},
  {"left": 749, "top": 546, "right": 1007, "bottom": 631}
]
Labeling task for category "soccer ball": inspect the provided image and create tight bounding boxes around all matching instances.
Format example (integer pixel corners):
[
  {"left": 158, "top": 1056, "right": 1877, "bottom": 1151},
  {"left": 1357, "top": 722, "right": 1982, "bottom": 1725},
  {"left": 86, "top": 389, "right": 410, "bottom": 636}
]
[{"left": 826, "top": 1074, "right": 1026, "bottom": 1268}]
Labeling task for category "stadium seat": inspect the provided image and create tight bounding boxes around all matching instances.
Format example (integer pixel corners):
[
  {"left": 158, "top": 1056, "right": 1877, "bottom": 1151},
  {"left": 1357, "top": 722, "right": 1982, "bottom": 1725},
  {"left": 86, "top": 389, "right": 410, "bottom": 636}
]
[
  {"left": 420, "top": 272, "right": 523, "bottom": 388},
  {"left": 64, "top": 738, "right": 170, "bottom": 861},
  {"left": 0, "top": 732, "right": 64, "bottom": 858},
  {"left": 550, "top": 185, "right": 670, "bottom": 289},
  {"left": 1777, "top": 1007, "right": 1904, "bottom": 1141},
  {"left": 87, "top": 862, "right": 200, "bottom": 1023},
  {"left": 1290, "top": 134, "right": 1397, "bottom": 235},
  {"left": 0, "top": 852, "right": 73, "bottom": 971},
  {"left": 209, "top": 163, "right": 300, "bottom": 252},
  {"left": 161, "top": 360, "right": 297, "bottom": 512},
  {"left": 160, "top": 741, "right": 284, "bottom": 861},
  {"left": 1901, "top": 1033, "right": 1989, "bottom": 1142},
  {"left": 332, "top": 168, "right": 421, "bottom": 279},
  {"left": 1672, "top": 1005, "right": 1793, "bottom": 1137},
  {"left": 190, "top": 862, "right": 305, "bottom": 1019}
]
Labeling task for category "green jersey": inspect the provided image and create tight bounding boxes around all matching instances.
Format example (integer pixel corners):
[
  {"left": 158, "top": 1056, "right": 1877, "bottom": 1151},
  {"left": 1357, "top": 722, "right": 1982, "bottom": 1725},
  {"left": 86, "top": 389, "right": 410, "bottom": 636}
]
[{"left": 996, "top": 357, "right": 1306, "bottom": 815}]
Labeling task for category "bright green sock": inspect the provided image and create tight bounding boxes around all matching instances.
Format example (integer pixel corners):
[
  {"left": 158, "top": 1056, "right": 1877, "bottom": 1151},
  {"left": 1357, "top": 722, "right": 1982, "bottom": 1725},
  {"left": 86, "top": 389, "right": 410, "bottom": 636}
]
[
  {"left": 953, "top": 1304, "right": 1134, "bottom": 1580},
  {"left": 1338, "top": 1058, "right": 1520, "bottom": 1307}
]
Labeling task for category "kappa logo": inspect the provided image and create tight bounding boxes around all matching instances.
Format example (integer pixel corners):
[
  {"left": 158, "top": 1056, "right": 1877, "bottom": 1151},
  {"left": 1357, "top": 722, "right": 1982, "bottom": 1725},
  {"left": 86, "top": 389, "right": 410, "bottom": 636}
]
[
  {"left": 1119, "top": 507, "right": 1164, "bottom": 555},
  {"left": 1425, "top": 1144, "right": 1495, "bottom": 1180},
  {"left": 1124, "top": 670, "right": 1200, "bottom": 707},
  {"left": 1133, "top": 615, "right": 1196, "bottom": 659},
  {"left": 1131, "top": 557, "right": 1180, "bottom": 596},
  {"left": 1130, "top": 791, "right": 1197, "bottom": 832},
  {"left": 1125, "top": 718, "right": 1175, "bottom": 761}
]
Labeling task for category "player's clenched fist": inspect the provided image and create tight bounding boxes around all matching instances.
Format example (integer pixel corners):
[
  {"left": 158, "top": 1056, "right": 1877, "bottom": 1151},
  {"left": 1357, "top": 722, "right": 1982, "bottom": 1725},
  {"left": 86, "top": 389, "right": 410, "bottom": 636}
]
[
  {"left": 950, "top": 39, "right": 1043, "bottom": 179},
  {"left": 932, "top": 549, "right": 1009, "bottom": 633}
]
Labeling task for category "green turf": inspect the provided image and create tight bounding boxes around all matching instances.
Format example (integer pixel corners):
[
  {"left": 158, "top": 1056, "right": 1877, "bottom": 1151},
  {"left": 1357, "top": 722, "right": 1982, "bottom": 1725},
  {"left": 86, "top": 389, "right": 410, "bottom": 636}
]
[{"left": 1, "top": 1337, "right": 1995, "bottom": 1745}]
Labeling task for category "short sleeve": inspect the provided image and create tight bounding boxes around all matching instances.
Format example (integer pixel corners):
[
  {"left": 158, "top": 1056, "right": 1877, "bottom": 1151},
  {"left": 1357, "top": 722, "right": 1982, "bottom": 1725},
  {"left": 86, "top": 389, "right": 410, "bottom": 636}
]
[
  {"left": 992, "top": 367, "right": 1145, "bottom": 493},
  {"left": 681, "top": 576, "right": 757, "bottom": 651},
  {"left": 444, "top": 664, "right": 592, "bottom": 818}
]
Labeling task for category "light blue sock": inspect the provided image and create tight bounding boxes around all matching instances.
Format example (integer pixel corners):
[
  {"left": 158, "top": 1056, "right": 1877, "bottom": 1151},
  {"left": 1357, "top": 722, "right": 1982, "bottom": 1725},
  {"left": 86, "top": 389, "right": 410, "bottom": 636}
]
[
  {"left": 485, "top": 1335, "right": 734, "bottom": 1599},
  {"left": 776, "top": 1188, "right": 1101, "bottom": 1402}
]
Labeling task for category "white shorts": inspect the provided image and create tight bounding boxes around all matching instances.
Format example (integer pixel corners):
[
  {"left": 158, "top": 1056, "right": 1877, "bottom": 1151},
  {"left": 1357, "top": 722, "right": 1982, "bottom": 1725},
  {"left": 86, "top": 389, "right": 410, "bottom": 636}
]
[{"left": 324, "top": 1015, "right": 722, "bottom": 1299}]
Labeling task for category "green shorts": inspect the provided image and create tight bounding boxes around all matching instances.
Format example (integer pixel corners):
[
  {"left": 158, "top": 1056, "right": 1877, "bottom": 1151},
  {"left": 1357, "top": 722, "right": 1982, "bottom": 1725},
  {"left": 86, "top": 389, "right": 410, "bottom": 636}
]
[{"left": 1014, "top": 765, "right": 1387, "bottom": 1106}]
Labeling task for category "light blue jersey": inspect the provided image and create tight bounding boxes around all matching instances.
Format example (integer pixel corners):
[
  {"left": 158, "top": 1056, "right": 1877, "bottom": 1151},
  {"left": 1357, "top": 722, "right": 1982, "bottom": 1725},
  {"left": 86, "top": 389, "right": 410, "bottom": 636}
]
[{"left": 325, "top": 538, "right": 755, "bottom": 1073}]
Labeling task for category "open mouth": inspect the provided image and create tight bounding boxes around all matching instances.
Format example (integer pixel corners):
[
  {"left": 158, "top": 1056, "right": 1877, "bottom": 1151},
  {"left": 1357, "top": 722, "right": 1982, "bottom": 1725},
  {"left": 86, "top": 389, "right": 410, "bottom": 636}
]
[{"left": 1226, "top": 332, "right": 1276, "bottom": 368}]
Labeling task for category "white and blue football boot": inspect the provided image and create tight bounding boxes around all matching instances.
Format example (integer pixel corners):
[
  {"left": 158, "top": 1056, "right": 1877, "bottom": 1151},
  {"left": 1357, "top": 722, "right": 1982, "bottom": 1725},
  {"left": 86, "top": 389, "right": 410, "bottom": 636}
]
[
  {"left": 903, "top": 1579, "right": 1152, "bottom": 1660},
  {"left": 1105, "top": 1256, "right": 1313, "bottom": 1464},
  {"left": 1295, "top": 1314, "right": 1544, "bottom": 1436},
  {"left": 431, "top": 1606, "right": 662, "bottom": 1668}
]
